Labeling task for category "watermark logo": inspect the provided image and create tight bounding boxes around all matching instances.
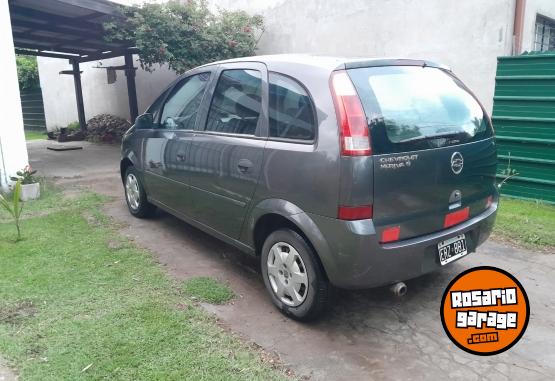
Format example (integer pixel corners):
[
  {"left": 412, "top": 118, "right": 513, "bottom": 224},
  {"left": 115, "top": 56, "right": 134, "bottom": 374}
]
[{"left": 440, "top": 266, "right": 529, "bottom": 355}]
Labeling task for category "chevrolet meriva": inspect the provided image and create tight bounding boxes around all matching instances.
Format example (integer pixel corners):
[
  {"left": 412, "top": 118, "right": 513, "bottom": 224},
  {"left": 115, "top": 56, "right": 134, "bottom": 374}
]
[{"left": 120, "top": 55, "right": 497, "bottom": 320}]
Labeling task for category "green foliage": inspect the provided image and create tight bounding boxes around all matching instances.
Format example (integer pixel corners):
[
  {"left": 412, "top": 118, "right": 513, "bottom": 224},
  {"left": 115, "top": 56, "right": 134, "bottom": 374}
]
[
  {"left": 16, "top": 55, "right": 40, "bottom": 90},
  {"left": 0, "top": 181, "right": 24, "bottom": 241},
  {"left": 183, "top": 277, "right": 235, "bottom": 304},
  {"left": 9, "top": 166, "right": 39, "bottom": 185},
  {"left": 66, "top": 121, "right": 80, "bottom": 130},
  {"left": 494, "top": 197, "right": 555, "bottom": 251},
  {"left": 497, "top": 152, "right": 519, "bottom": 190},
  {"left": 24, "top": 130, "right": 46, "bottom": 141},
  {"left": 104, "top": 0, "right": 264, "bottom": 74}
]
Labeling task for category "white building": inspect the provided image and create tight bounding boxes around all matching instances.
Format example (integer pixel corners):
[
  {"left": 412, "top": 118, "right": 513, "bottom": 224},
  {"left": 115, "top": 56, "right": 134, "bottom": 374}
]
[{"left": 0, "top": 0, "right": 29, "bottom": 191}]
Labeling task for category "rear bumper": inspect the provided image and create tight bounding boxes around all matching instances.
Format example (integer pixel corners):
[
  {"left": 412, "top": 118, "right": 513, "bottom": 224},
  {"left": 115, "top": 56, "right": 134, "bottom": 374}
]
[{"left": 307, "top": 203, "right": 497, "bottom": 289}]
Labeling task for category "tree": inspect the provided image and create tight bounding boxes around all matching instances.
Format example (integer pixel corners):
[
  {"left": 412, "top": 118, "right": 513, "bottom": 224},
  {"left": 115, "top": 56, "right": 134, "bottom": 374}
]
[
  {"left": 16, "top": 55, "right": 40, "bottom": 90},
  {"left": 104, "top": 0, "right": 264, "bottom": 74}
]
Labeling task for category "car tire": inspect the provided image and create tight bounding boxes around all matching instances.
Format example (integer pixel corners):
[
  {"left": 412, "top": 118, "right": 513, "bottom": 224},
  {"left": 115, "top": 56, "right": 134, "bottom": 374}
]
[
  {"left": 261, "top": 228, "right": 331, "bottom": 321},
  {"left": 124, "top": 166, "right": 156, "bottom": 218}
]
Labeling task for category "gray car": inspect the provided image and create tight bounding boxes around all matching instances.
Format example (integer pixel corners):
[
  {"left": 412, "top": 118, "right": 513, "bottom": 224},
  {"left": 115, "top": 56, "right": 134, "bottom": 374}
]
[{"left": 120, "top": 55, "right": 497, "bottom": 320}]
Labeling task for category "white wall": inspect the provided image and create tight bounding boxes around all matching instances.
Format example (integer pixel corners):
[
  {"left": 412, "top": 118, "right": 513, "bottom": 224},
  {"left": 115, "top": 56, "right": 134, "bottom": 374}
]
[
  {"left": 38, "top": 56, "right": 178, "bottom": 131},
  {"left": 522, "top": 0, "right": 555, "bottom": 52},
  {"left": 212, "top": 0, "right": 517, "bottom": 113},
  {"left": 0, "top": 0, "right": 29, "bottom": 191}
]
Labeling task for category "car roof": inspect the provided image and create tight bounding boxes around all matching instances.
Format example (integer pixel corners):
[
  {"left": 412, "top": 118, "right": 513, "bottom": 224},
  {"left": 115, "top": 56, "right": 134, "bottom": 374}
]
[{"left": 201, "top": 54, "right": 449, "bottom": 73}]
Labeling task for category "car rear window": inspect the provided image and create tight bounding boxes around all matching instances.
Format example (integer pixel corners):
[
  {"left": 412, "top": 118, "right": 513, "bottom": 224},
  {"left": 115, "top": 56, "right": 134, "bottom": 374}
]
[{"left": 347, "top": 66, "right": 493, "bottom": 154}]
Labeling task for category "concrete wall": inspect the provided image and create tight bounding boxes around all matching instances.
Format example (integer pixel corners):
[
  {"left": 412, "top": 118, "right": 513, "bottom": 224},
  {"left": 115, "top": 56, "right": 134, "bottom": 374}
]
[
  {"left": 38, "top": 56, "right": 178, "bottom": 131},
  {"left": 522, "top": 0, "right": 555, "bottom": 52},
  {"left": 0, "top": 0, "right": 28, "bottom": 191},
  {"left": 212, "top": 0, "right": 517, "bottom": 113}
]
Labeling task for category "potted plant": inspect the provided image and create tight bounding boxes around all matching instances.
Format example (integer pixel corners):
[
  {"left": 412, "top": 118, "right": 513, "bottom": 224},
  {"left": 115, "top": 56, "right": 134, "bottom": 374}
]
[{"left": 10, "top": 165, "right": 40, "bottom": 201}]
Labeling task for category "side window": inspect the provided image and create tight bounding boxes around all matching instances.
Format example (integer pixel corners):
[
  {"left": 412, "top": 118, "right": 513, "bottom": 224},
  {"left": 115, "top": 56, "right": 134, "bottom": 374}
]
[
  {"left": 146, "top": 86, "right": 171, "bottom": 122},
  {"left": 269, "top": 73, "right": 316, "bottom": 140},
  {"left": 205, "top": 69, "right": 262, "bottom": 135},
  {"left": 160, "top": 72, "right": 211, "bottom": 130}
]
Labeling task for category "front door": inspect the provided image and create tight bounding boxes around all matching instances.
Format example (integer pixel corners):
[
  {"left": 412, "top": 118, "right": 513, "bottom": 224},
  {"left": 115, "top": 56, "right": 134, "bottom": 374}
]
[
  {"left": 154, "top": 70, "right": 215, "bottom": 214},
  {"left": 188, "top": 63, "right": 268, "bottom": 239}
]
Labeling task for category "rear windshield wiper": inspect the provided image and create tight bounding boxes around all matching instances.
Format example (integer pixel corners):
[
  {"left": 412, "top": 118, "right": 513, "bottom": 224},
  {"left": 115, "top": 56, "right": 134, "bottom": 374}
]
[{"left": 396, "top": 131, "right": 465, "bottom": 144}]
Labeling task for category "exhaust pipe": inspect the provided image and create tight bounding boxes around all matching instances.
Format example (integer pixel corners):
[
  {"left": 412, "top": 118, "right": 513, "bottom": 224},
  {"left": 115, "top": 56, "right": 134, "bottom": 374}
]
[{"left": 390, "top": 282, "right": 407, "bottom": 297}]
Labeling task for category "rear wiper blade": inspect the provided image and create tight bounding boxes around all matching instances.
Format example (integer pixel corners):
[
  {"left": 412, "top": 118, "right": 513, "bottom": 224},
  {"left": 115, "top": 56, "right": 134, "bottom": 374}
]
[{"left": 397, "top": 132, "right": 463, "bottom": 143}]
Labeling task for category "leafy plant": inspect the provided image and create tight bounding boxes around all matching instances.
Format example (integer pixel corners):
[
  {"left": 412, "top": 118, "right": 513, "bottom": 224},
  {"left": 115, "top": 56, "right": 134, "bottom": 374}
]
[
  {"left": 10, "top": 166, "right": 39, "bottom": 185},
  {"left": 66, "top": 121, "right": 80, "bottom": 130},
  {"left": 0, "top": 180, "right": 24, "bottom": 241},
  {"left": 104, "top": 0, "right": 264, "bottom": 74},
  {"left": 497, "top": 152, "right": 519, "bottom": 189},
  {"left": 16, "top": 55, "right": 40, "bottom": 91}
]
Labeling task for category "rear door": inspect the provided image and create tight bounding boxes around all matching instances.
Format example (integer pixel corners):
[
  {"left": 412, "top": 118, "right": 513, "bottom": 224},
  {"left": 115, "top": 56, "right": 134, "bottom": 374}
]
[
  {"left": 348, "top": 65, "right": 497, "bottom": 240},
  {"left": 188, "top": 62, "right": 268, "bottom": 239}
]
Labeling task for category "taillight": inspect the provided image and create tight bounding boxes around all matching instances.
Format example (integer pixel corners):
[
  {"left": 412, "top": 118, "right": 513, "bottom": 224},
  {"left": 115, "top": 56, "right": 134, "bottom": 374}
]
[
  {"left": 330, "top": 71, "right": 371, "bottom": 156},
  {"left": 444, "top": 207, "right": 470, "bottom": 228},
  {"left": 381, "top": 226, "right": 401, "bottom": 243},
  {"left": 338, "top": 205, "right": 373, "bottom": 220}
]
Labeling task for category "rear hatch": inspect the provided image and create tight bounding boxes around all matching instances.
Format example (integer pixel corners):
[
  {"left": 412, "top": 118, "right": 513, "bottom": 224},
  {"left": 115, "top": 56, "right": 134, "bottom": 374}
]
[{"left": 347, "top": 64, "right": 496, "bottom": 241}]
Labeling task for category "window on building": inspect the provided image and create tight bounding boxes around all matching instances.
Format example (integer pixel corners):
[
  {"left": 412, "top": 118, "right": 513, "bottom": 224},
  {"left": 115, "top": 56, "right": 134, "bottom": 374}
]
[{"left": 535, "top": 15, "right": 555, "bottom": 52}]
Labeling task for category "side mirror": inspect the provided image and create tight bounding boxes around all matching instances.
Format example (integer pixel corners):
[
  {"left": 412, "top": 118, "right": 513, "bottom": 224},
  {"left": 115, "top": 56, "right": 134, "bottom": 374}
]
[{"left": 135, "top": 113, "right": 154, "bottom": 129}]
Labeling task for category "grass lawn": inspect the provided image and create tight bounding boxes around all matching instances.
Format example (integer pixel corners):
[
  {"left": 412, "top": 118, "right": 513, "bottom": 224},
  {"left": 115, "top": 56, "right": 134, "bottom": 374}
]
[
  {"left": 183, "top": 278, "right": 234, "bottom": 304},
  {"left": 24, "top": 130, "right": 46, "bottom": 141},
  {"left": 493, "top": 197, "right": 555, "bottom": 252},
  {"left": 0, "top": 189, "right": 285, "bottom": 380}
]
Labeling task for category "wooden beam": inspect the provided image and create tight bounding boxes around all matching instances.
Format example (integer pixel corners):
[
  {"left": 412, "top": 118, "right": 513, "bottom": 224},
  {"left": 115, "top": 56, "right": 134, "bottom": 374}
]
[
  {"left": 11, "top": 19, "right": 102, "bottom": 40},
  {"left": 9, "top": 5, "right": 105, "bottom": 33},
  {"left": 78, "top": 48, "right": 139, "bottom": 63},
  {"left": 14, "top": 49, "right": 80, "bottom": 60},
  {"left": 56, "top": 0, "right": 124, "bottom": 17},
  {"left": 71, "top": 60, "right": 87, "bottom": 132},
  {"left": 125, "top": 53, "right": 139, "bottom": 123},
  {"left": 13, "top": 42, "right": 99, "bottom": 55},
  {"left": 12, "top": 32, "right": 124, "bottom": 52}
]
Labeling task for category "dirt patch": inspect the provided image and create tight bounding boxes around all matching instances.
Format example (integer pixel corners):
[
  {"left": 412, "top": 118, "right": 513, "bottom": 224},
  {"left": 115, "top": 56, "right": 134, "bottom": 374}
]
[{"left": 0, "top": 301, "right": 37, "bottom": 325}]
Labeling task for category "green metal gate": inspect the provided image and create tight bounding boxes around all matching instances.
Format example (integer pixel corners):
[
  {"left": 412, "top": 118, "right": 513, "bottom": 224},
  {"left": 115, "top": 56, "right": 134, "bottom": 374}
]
[
  {"left": 492, "top": 52, "right": 555, "bottom": 204},
  {"left": 20, "top": 88, "right": 46, "bottom": 131}
]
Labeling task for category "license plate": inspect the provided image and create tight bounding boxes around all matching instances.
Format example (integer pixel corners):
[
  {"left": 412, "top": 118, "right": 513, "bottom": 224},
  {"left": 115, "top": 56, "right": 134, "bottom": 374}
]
[{"left": 438, "top": 234, "right": 467, "bottom": 266}]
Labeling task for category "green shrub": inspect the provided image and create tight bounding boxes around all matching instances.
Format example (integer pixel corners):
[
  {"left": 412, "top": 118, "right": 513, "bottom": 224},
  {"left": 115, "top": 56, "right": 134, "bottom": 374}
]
[
  {"left": 16, "top": 55, "right": 40, "bottom": 90},
  {"left": 104, "top": 0, "right": 264, "bottom": 74},
  {"left": 66, "top": 121, "right": 80, "bottom": 130}
]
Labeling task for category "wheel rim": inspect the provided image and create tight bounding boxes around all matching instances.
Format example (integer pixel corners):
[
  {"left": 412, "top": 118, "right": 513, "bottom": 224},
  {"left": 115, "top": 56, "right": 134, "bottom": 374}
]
[
  {"left": 125, "top": 173, "right": 141, "bottom": 210},
  {"left": 266, "top": 242, "right": 309, "bottom": 307}
]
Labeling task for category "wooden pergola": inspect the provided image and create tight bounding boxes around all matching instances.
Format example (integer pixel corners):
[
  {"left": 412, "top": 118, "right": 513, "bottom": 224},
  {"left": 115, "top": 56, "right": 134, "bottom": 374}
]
[{"left": 8, "top": 0, "right": 139, "bottom": 131}]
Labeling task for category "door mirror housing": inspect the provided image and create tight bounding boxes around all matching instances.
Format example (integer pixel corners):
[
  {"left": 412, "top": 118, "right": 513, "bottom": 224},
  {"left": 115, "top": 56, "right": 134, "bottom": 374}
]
[{"left": 135, "top": 113, "right": 154, "bottom": 129}]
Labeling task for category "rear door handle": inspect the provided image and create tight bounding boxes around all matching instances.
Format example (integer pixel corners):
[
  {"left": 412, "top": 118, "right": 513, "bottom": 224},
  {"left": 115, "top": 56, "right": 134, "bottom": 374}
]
[
  {"left": 176, "top": 152, "right": 186, "bottom": 161},
  {"left": 237, "top": 159, "right": 253, "bottom": 173}
]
